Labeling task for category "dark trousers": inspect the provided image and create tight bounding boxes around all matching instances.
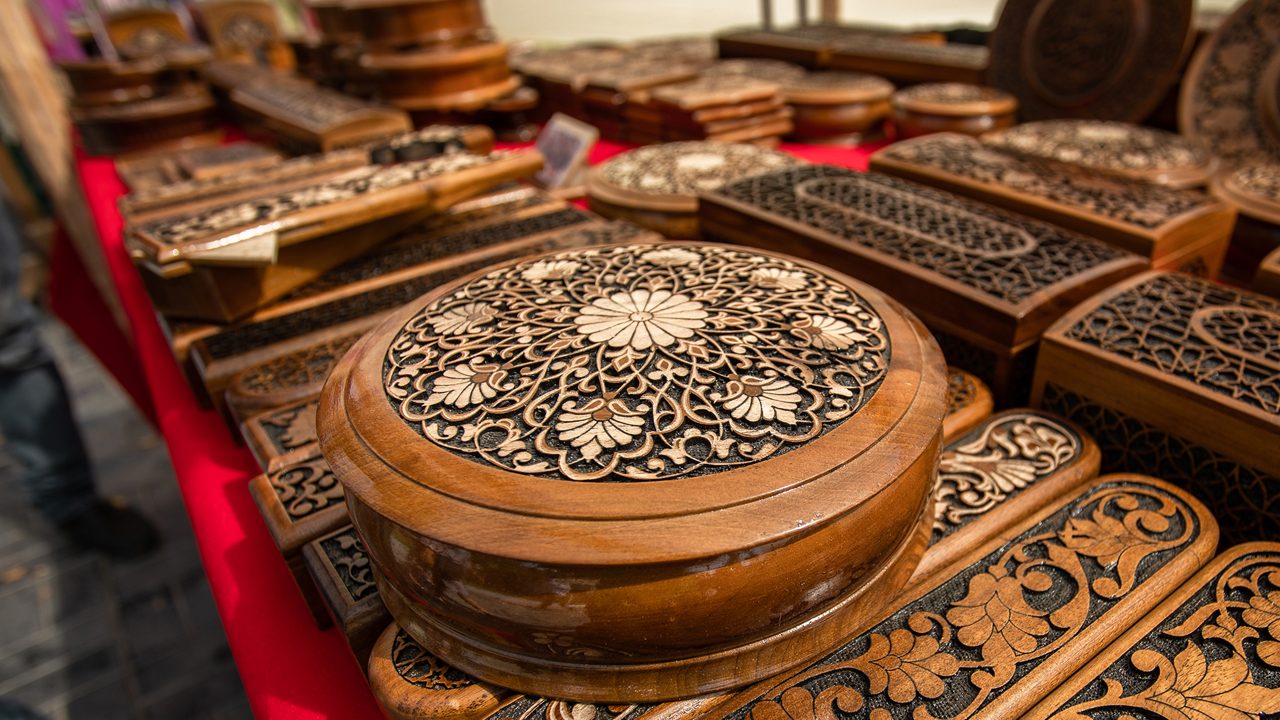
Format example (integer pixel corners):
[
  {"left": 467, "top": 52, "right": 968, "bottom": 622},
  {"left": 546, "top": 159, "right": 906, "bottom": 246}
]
[{"left": 0, "top": 198, "right": 96, "bottom": 523}]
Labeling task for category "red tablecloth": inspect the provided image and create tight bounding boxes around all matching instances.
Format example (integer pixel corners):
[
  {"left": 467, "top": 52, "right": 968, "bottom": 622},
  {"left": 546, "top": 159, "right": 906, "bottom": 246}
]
[{"left": 58, "top": 136, "right": 883, "bottom": 719}]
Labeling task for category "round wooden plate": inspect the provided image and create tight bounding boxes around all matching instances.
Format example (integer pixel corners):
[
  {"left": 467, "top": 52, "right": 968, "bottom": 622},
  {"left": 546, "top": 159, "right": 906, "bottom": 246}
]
[
  {"left": 988, "top": 0, "right": 1195, "bottom": 122},
  {"left": 1180, "top": 0, "right": 1280, "bottom": 167},
  {"left": 319, "top": 241, "right": 948, "bottom": 701}
]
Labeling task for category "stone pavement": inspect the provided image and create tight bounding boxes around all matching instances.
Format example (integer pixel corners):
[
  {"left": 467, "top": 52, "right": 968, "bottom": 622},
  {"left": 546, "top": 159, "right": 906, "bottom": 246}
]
[{"left": 0, "top": 318, "right": 251, "bottom": 720}]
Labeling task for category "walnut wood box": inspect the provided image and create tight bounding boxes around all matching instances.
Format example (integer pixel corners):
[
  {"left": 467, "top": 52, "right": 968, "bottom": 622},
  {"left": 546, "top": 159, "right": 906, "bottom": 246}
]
[
  {"left": 1025, "top": 541, "right": 1280, "bottom": 720},
  {"left": 870, "top": 134, "right": 1238, "bottom": 277},
  {"left": 301, "top": 525, "right": 390, "bottom": 665},
  {"left": 319, "top": 242, "right": 949, "bottom": 701},
  {"left": 242, "top": 397, "right": 320, "bottom": 472},
  {"left": 1032, "top": 271, "right": 1280, "bottom": 544},
  {"left": 698, "top": 165, "right": 1146, "bottom": 404},
  {"left": 782, "top": 71, "right": 894, "bottom": 142},
  {"left": 344, "top": 0, "right": 488, "bottom": 51},
  {"left": 230, "top": 75, "right": 411, "bottom": 153},
  {"left": 890, "top": 83, "right": 1018, "bottom": 139}
]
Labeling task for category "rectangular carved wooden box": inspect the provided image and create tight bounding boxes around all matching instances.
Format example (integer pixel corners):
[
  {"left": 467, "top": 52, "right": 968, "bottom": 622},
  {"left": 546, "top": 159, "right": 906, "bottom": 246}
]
[
  {"left": 1032, "top": 270, "right": 1280, "bottom": 545},
  {"left": 230, "top": 73, "right": 412, "bottom": 153},
  {"left": 699, "top": 165, "right": 1147, "bottom": 404},
  {"left": 869, "top": 134, "right": 1238, "bottom": 277}
]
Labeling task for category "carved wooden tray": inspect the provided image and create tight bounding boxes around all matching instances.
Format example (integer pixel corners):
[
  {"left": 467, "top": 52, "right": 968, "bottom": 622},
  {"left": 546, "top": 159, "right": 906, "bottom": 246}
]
[
  {"left": 319, "top": 242, "right": 949, "bottom": 700},
  {"left": 1033, "top": 270, "right": 1280, "bottom": 544},
  {"left": 698, "top": 164, "right": 1146, "bottom": 404},
  {"left": 1180, "top": 0, "right": 1280, "bottom": 167},
  {"left": 984, "top": 120, "right": 1218, "bottom": 189},
  {"left": 586, "top": 142, "right": 799, "bottom": 239},
  {"left": 870, "top": 134, "right": 1238, "bottom": 276},
  {"left": 987, "top": 0, "right": 1195, "bottom": 122},
  {"left": 1024, "top": 541, "right": 1280, "bottom": 720}
]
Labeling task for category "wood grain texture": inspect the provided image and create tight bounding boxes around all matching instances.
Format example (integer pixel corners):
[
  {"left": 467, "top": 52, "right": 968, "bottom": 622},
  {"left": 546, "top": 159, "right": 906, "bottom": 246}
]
[
  {"left": 869, "top": 134, "right": 1238, "bottom": 277},
  {"left": 1032, "top": 270, "right": 1280, "bottom": 544},
  {"left": 362, "top": 408, "right": 1102, "bottom": 718},
  {"left": 697, "top": 164, "right": 1146, "bottom": 403},
  {"left": 1024, "top": 541, "right": 1280, "bottom": 719}
]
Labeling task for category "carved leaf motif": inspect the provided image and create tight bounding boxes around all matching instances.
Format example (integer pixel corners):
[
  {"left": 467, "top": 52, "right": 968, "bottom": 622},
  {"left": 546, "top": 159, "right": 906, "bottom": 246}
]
[
  {"left": 1242, "top": 591, "right": 1280, "bottom": 640},
  {"left": 1123, "top": 644, "right": 1280, "bottom": 720},
  {"left": 849, "top": 628, "right": 959, "bottom": 703},
  {"left": 1059, "top": 498, "right": 1172, "bottom": 597},
  {"left": 946, "top": 566, "right": 1050, "bottom": 673},
  {"left": 747, "top": 686, "right": 864, "bottom": 720}
]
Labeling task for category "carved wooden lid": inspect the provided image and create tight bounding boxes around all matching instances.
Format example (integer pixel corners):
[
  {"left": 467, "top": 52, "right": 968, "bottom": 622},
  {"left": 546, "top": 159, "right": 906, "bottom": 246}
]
[
  {"left": 781, "top": 71, "right": 894, "bottom": 105},
  {"left": 320, "top": 241, "right": 946, "bottom": 563},
  {"left": 648, "top": 75, "right": 779, "bottom": 111},
  {"left": 586, "top": 141, "right": 799, "bottom": 213},
  {"left": 1212, "top": 163, "right": 1280, "bottom": 226},
  {"left": 984, "top": 120, "right": 1217, "bottom": 188},
  {"left": 1181, "top": 0, "right": 1280, "bottom": 166},
  {"left": 701, "top": 58, "right": 807, "bottom": 85},
  {"left": 891, "top": 83, "right": 1017, "bottom": 117},
  {"left": 989, "top": 0, "right": 1195, "bottom": 122}
]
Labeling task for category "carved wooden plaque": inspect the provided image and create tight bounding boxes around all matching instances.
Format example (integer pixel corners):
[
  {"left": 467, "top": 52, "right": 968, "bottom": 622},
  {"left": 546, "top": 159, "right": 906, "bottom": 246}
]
[
  {"left": 870, "top": 134, "right": 1237, "bottom": 275},
  {"left": 988, "top": 0, "right": 1195, "bottom": 122},
  {"left": 241, "top": 397, "right": 319, "bottom": 472},
  {"left": 1034, "top": 270, "right": 1280, "bottom": 543},
  {"left": 985, "top": 120, "right": 1218, "bottom": 189},
  {"left": 224, "top": 329, "right": 363, "bottom": 426},
  {"left": 1025, "top": 543, "right": 1280, "bottom": 720},
  {"left": 698, "top": 163, "right": 1145, "bottom": 402},
  {"left": 301, "top": 525, "right": 389, "bottom": 663},
  {"left": 1180, "top": 0, "right": 1280, "bottom": 167}
]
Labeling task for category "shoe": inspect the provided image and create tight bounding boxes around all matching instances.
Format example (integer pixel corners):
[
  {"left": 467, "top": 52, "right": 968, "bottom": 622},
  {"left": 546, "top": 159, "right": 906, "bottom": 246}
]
[{"left": 59, "top": 499, "right": 161, "bottom": 560}]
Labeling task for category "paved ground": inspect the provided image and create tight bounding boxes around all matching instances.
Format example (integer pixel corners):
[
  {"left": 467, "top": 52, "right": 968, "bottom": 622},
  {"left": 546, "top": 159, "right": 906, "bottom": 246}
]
[{"left": 0, "top": 318, "right": 251, "bottom": 719}]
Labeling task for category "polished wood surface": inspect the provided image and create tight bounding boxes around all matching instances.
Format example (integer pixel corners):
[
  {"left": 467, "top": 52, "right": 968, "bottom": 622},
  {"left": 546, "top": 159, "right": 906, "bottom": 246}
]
[
  {"left": 1025, "top": 541, "right": 1280, "bottom": 720},
  {"left": 781, "top": 71, "right": 893, "bottom": 141},
  {"left": 1032, "top": 270, "right": 1280, "bottom": 544},
  {"left": 870, "top": 134, "right": 1238, "bottom": 277},
  {"left": 321, "top": 242, "right": 949, "bottom": 700},
  {"left": 103, "top": 7, "right": 193, "bottom": 58},
  {"left": 698, "top": 164, "right": 1146, "bottom": 404}
]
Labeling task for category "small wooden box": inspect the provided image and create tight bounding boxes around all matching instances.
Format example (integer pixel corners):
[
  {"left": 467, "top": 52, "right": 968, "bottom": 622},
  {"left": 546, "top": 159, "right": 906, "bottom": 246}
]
[
  {"left": 1032, "top": 270, "right": 1280, "bottom": 544},
  {"left": 781, "top": 71, "right": 894, "bottom": 143},
  {"left": 869, "top": 134, "right": 1238, "bottom": 277},
  {"left": 344, "top": 0, "right": 487, "bottom": 51},
  {"left": 360, "top": 43, "right": 518, "bottom": 113},
  {"left": 698, "top": 165, "right": 1147, "bottom": 404},
  {"left": 301, "top": 525, "right": 390, "bottom": 665},
  {"left": 890, "top": 83, "right": 1018, "bottom": 138},
  {"left": 230, "top": 74, "right": 411, "bottom": 153},
  {"left": 1025, "top": 541, "right": 1280, "bottom": 720},
  {"left": 59, "top": 57, "right": 163, "bottom": 107}
]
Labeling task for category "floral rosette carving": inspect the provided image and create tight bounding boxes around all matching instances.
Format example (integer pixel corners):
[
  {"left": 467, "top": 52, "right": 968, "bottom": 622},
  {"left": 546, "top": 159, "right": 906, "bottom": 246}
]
[{"left": 383, "top": 244, "right": 890, "bottom": 482}]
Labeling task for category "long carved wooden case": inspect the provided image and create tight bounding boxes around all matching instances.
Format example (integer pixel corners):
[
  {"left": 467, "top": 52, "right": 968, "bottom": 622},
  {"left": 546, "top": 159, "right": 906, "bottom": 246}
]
[
  {"left": 1024, "top": 541, "right": 1280, "bottom": 720},
  {"left": 698, "top": 165, "right": 1147, "bottom": 404},
  {"left": 1032, "top": 271, "right": 1280, "bottom": 544},
  {"left": 869, "top": 134, "right": 1237, "bottom": 277},
  {"left": 230, "top": 73, "right": 410, "bottom": 152}
]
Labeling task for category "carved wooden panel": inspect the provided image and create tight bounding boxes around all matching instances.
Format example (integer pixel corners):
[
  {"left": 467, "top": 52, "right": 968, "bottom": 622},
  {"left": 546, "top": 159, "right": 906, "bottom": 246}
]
[
  {"left": 870, "top": 134, "right": 1236, "bottom": 273},
  {"left": 225, "top": 330, "right": 362, "bottom": 425},
  {"left": 301, "top": 525, "right": 389, "bottom": 662},
  {"left": 241, "top": 398, "right": 318, "bottom": 472},
  {"left": 1180, "top": 0, "right": 1280, "bottom": 167},
  {"left": 988, "top": 0, "right": 1195, "bottom": 122},
  {"left": 174, "top": 142, "right": 281, "bottom": 180},
  {"left": 1025, "top": 543, "right": 1280, "bottom": 719},
  {"left": 231, "top": 75, "right": 411, "bottom": 151}
]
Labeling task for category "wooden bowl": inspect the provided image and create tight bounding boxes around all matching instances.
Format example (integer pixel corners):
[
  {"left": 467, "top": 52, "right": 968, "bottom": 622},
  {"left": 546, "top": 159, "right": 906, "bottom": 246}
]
[
  {"left": 782, "top": 71, "right": 894, "bottom": 141},
  {"left": 891, "top": 82, "right": 1018, "bottom": 138},
  {"left": 585, "top": 141, "right": 800, "bottom": 239},
  {"left": 361, "top": 42, "right": 516, "bottom": 111},
  {"left": 318, "top": 241, "right": 948, "bottom": 701},
  {"left": 344, "top": 0, "right": 487, "bottom": 50}
]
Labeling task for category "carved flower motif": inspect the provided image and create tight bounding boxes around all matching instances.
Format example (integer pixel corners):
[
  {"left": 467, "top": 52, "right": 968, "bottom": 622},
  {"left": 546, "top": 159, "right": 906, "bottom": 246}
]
[
  {"left": 555, "top": 398, "right": 646, "bottom": 461},
  {"left": 1244, "top": 591, "right": 1280, "bottom": 640},
  {"left": 720, "top": 376, "right": 802, "bottom": 424},
  {"left": 747, "top": 686, "right": 865, "bottom": 720},
  {"left": 521, "top": 259, "right": 581, "bottom": 283},
  {"left": 1132, "top": 643, "right": 1280, "bottom": 720},
  {"left": 431, "top": 302, "right": 497, "bottom": 336},
  {"left": 426, "top": 359, "right": 506, "bottom": 409},
  {"left": 789, "top": 314, "right": 864, "bottom": 351},
  {"left": 640, "top": 247, "right": 701, "bottom": 266},
  {"left": 749, "top": 268, "right": 808, "bottom": 291},
  {"left": 574, "top": 290, "right": 708, "bottom": 350},
  {"left": 855, "top": 628, "right": 959, "bottom": 703},
  {"left": 947, "top": 566, "right": 1050, "bottom": 657}
]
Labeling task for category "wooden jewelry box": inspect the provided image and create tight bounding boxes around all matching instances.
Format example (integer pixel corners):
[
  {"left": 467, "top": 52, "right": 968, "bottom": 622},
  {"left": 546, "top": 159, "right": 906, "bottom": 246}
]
[
  {"left": 1032, "top": 270, "right": 1280, "bottom": 545},
  {"left": 318, "top": 242, "right": 949, "bottom": 701},
  {"left": 1024, "top": 541, "right": 1280, "bottom": 720},
  {"left": 647, "top": 75, "right": 793, "bottom": 145},
  {"left": 869, "top": 134, "right": 1238, "bottom": 276},
  {"left": 230, "top": 74, "right": 412, "bottom": 153},
  {"left": 890, "top": 83, "right": 1018, "bottom": 139},
  {"left": 586, "top": 142, "right": 800, "bottom": 239},
  {"left": 698, "top": 165, "right": 1147, "bottom": 404},
  {"left": 1210, "top": 163, "right": 1280, "bottom": 284},
  {"left": 984, "top": 120, "right": 1218, "bottom": 189},
  {"left": 781, "top": 71, "right": 894, "bottom": 143},
  {"left": 701, "top": 58, "right": 807, "bottom": 85}
]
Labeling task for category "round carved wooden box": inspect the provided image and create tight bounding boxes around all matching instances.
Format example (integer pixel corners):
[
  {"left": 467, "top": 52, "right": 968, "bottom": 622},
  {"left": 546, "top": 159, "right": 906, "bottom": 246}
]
[
  {"left": 361, "top": 42, "right": 517, "bottom": 112},
  {"left": 983, "top": 119, "right": 1217, "bottom": 188},
  {"left": 585, "top": 142, "right": 800, "bottom": 239},
  {"left": 318, "top": 242, "right": 948, "bottom": 701},
  {"left": 890, "top": 82, "right": 1018, "bottom": 138},
  {"left": 781, "top": 71, "right": 895, "bottom": 142},
  {"left": 344, "top": 0, "right": 487, "bottom": 51},
  {"left": 1210, "top": 162, "right": 1280, "bottom": 282}
]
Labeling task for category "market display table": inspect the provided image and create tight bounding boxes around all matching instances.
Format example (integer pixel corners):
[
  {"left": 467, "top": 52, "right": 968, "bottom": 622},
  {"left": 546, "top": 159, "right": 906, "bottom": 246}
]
[{"left": 55, "top": 137, "right": 884, "bottom": 718}]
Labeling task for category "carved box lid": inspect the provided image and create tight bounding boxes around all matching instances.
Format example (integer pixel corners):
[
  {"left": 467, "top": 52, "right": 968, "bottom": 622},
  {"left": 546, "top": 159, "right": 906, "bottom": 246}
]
[
  {"left": 985, "top": 119, "right": 1218, "bottom": 189},
  {"left": 1036, "top": 270, "right": 1280, "bottom": 476},
  {"left": 318, "top": 241, "right": 948, "bottom": 698},
  {"left": 586, "top": 141, "right": 799, "bottom": 214},
  {"left": 781, "top": 70, "right": 895, "bottom": 106},
  {"left": 891, "top": 83, "right": 1017, "bottom": 117},
  {"left": 1211, "top": 162, "right": 1280, "bottom": 226},
  {"left": 698, "top": 164, "right": 1147, "bottom": 352}
]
